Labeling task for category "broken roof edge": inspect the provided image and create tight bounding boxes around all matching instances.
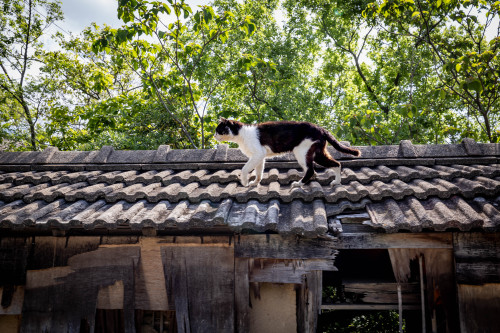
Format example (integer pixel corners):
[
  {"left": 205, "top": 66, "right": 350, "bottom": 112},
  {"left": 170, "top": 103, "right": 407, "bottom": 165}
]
[{"left": 0, "top": 139, "right": 498, "bottom": 167}]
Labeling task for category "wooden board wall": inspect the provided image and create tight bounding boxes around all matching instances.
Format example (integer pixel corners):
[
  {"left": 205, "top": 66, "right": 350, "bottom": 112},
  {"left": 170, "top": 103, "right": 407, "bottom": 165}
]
[
  {"left": 162, "top": 244, "right": 235, "bottom": 333},
  {"left": 297, "top": 271, "right": 322, "bottom": 333},
  {"left": 454, "top": 233, "right": 500, "bottom": 333},
  {"left": 453, "top": 233, "right": 500, "bottom": 285},
  {"left": 388, "top": 248, "right": 460, "bottom": 333},
  {"left": 1, "top": 234, "right": 338, "bottom": 333},
  {"left": 457, "top": 284, "right": 500, "bottom": 333},
  {"left": 21, "top": 246, "right": 140, "bottom": 333}
]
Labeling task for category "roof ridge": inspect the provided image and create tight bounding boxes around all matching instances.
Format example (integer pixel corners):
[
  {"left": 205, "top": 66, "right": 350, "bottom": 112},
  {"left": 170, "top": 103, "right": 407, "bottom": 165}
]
[{"left": 0, "top": 140, "right": 498, "bottom": 169}]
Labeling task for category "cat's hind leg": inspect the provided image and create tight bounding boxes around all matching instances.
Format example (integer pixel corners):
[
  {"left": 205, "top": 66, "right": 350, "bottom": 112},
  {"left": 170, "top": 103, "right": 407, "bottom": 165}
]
[
  {"left": 314, "top": 149, "right": 342, "bottom": 186},
  {"left": 292, "top": 140, "right": 319, "bottom": 187}
]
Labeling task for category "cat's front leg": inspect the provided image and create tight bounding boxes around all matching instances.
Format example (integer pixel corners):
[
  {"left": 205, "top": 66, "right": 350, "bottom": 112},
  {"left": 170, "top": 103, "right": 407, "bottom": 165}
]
[
  {"left": 241, "top": 153, "right": 265, "bottom": 187},
  {"left": 248, "top": 160, "right": 265, "bottom": 187}
]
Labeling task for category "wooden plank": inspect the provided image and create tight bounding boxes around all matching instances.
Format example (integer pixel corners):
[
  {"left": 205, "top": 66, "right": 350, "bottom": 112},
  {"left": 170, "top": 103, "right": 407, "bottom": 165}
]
[
  {"left": 0, "top": 315, "right": 22, "bottom": 333},
  {"left": 453, "top": 233, "right": 500, "bottom": 259},
  {"left": 455, "top": 262, "right": 500, "bottom": 285},
  {"left": 0, "top": 286, "right": 24, "bottom": 315},
  {"left": 343, "top": 282, "right": 420, "bottom": 305},
  {"left": 321, "top": 304, "right": 421, "bottom": 310},
  {"left": 21, "top": 246, "right": 140, "bottom": 333},
  {"left": 249, "top": 259, "right": 336, "bottom": 284},
  {"left": 97, "top": 280, "right": 124, "bottom": 309},
  {"left": 297, "top": 271, "right": 322, "bottom": 333},
  {"left": 234, "top": 258, "right": 250, "bottom": 333},
  {"left": 27, "top": 236, "right": 101, "bottom": 270},
  {"left": 333, "top": 233, "right": 453, "bottom": 249},
  {"left": 389, "top": 248, "right": 460, "bottom": 333},
  {"left": 162, "top": 245, "right": 235, "bottom": 333},
  {"left": 134, "top": 238, "right": 170, "bottom": 311},
  {"left": 235, "top": 234, "right": 338, "bottom": 259},
  {"left": 454, "top": 233, "right": 500, "bottom": 284},
  {"left": 157, "top": 235, "right": 233, "bottom": 247},
  {"left": 457, "top": 284, "right": 500, "bottom": 333},
  {"left": 0, "top": 237, "right": 30, "bottom": 286}
]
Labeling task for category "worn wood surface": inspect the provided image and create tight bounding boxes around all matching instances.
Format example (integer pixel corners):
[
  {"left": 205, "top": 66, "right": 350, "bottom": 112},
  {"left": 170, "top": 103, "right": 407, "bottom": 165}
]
[
  {"left": 388, "top": 248, "right": 459, "bottom": 333},
  {"left": 133, "top": 238, "right": 170, "bottom": 311},
  {"left": 0, "top": 237, "right": 29, "bottom": 286},
  {"left": 235, "top": 234, "right": 337, "bottom": 259},
  {"left": 0, "top": 315, "right": 22, "bottom": 333},
  {"left": 162, "top": 245, "right": 235, "bottom": 333},
  {"left": 321, "top": 304, "right": 421, "bottom": 310},
  {"left": 0, "top": 286, "right": 24, "bottom": 315},
  {"left": 343, "top": 282, "right": 420, "bottom": 304},
  {"left": 249, "top": 259, "right": 336, "bottom": 284},
  {"left": 457, "top": 284, "right": 500, "bottom": 333},
  {"left": 235, "top": 258, "right": 250, "bottom": 333},
  {"left": 334, "top": 233, "right": 453, "bottom": 249},
  {"left": 297, "top": 271, "right": 322, "bottom": 333},
  {"left": 453, "top": 233, "right": 500, "bottom": 284},
  {"left": 0, "top": 234, "right": 346, "bottom": 332},
  {"left": 21, "top": 246, "right": 140, "bottom": 333}
]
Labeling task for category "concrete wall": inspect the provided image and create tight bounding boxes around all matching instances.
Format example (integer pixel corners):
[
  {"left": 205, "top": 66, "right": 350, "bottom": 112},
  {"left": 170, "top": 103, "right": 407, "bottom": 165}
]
[{"left": 249, "top": 283, "right": 296, "bottom": 333}]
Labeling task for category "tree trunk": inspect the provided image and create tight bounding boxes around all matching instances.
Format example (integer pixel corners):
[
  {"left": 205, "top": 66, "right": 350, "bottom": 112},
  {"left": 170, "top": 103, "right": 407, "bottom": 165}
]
[{"left": 22, "top": 103, "right": 37, "bottom": 151}]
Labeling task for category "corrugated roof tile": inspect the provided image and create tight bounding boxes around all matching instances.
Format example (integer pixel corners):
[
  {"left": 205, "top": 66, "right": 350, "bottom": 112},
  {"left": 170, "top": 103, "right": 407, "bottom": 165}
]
[{"left": 0, "top": 142, "right": 499, "bottom": 235}]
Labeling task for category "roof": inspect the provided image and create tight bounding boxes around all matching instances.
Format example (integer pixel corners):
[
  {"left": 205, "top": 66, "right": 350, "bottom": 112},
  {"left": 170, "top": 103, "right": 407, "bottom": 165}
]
[{"left": 0, "top": 139, "right": 499, "bottom": 237}]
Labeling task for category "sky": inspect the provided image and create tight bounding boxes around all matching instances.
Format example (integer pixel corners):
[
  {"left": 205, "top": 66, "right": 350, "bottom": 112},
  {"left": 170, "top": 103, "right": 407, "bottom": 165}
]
[
  {"left": 54, "top": 0, "right": 498, "bottom": 47},
  {"left": 57, "top": 0, "right": 210, "bottom": 34}
]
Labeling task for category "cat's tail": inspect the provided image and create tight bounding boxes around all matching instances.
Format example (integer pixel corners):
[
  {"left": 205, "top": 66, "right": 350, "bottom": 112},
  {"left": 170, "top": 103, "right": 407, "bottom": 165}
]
[{"left": 325, "top": 131, "right": 361, "bottom": 157}]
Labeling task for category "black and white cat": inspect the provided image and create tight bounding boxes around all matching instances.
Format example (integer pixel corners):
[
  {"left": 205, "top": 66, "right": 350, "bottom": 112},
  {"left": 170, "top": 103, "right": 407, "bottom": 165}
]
[{"left": 214, "top": 118, "right": 360, "bottom": 187}]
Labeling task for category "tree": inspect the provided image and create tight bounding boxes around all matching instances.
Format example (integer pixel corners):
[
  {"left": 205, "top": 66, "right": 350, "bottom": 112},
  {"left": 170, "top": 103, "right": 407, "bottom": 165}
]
[
  {"left": 0, "top": 0, "right": 63, "bottom": 150},
  {"left": 40, "top": 26, "right": 143, "bottom": 150},
  {"left": 365, "top": 0, "right": 500, "bottom": 142},
  {"left": 92, "top": 0, "right": 261, "bottom": 148},
  {"left": 207, "top": 0, "right": 335, "bottom": 134}
]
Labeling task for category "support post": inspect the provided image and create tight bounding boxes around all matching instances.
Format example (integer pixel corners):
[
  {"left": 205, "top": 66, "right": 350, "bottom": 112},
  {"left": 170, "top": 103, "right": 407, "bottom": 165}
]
[
  {"left": 397, "top": 284, "right": 403, "bottom": 333},
  {"left": 419, "top": 255, "right": 426, "bottom": 333}
]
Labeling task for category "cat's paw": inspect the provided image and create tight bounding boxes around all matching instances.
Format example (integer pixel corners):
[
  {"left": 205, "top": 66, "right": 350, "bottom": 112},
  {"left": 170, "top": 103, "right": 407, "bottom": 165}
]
[
  {"left": 240, "top": 179, "right": 249, "bottom": 187},
  {"left": 291, "top": 180, "right": 303, "bottom": 188},
  {"left": 330, "top": 178, "right": 341, "bottom": 186},
  {"left": 247, "top": 180, "right": 260, "bottom": 187}
]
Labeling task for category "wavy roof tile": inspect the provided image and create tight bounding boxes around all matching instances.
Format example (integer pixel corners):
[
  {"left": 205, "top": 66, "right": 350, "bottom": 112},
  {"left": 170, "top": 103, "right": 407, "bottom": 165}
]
[{"left": 0, "top": 140, "right": 499, "bottom": 237}]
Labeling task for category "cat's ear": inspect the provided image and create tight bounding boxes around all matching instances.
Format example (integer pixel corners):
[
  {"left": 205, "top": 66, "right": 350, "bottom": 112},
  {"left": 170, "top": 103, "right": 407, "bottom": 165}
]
[{"left": 219, "top": 117, "right": 227, "bottom": 123}]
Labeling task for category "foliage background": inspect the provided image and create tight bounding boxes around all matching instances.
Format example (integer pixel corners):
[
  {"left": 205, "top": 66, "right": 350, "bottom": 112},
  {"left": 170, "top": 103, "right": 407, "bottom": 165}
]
[{"left": 0, "top": 0, "right": 498, "bottom": 151}]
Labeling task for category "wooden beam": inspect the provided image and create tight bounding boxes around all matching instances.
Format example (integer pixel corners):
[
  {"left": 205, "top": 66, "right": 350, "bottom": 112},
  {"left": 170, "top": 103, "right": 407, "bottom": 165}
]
[
  {"left": 333, "top": 233, "right": 453, "bottom": 249},
  {"left": 249, "top": 259, "right": 336, "bottom": 284},
  {"left": 343, "top": 282, "right": 419, "bottom": 304},
  {"left": 321, "top": 304, "right": 421, "bottom": 310},
  {"left": 235, "top": 234, "right": 338, "bottom": 259}
]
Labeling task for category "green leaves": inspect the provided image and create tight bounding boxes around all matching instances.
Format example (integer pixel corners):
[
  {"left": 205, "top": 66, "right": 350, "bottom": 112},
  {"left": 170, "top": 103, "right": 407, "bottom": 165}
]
[
  {"left": 241, "top": 17, "right": 257, "bottom": 36},
  {"left": 466, "top": 79, "right": 483, "bottom": 93}
]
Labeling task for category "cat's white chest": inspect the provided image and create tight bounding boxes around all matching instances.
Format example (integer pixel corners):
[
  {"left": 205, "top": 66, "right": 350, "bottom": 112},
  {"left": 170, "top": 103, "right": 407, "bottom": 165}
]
[{"left": 235, "top": 126, "right": 263, "bottom": 157}]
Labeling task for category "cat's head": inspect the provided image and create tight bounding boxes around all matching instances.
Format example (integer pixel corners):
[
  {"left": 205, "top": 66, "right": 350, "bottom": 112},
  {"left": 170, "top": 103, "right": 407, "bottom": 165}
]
[{"left": 214, "top": 117, "right": 242, "bottom": 142}]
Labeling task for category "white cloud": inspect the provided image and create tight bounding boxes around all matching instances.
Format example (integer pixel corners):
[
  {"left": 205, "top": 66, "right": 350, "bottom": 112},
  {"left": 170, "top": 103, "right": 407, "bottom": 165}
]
[
  {"left": 60, "top": 0, "right": 122, "bottom": 33},
  {"left": 58, "top": 0, "right": 210, "bottom": 34}
]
